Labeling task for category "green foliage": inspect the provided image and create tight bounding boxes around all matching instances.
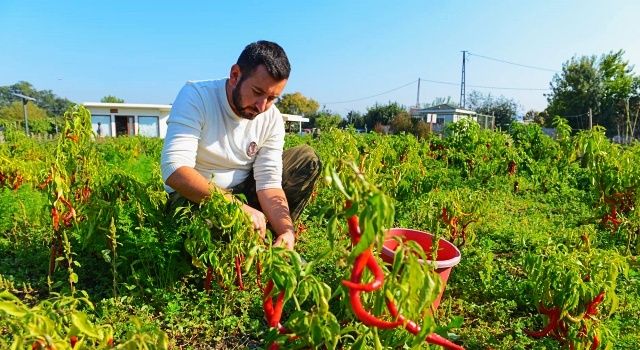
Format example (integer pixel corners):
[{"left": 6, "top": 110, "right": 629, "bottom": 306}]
[
  {"left": 276, "top": 92, "right": 319, "bottom": 116},
  {"left": 364, "top": 102, "right": 407, "bottom": 130},
  {"left": 390, "top": 111, "right": 413, "bottom": 134},
  {"left": 345, "top": 110, "right": 366, "bottom": 129},
  {"left": 100, "top": 95, "right": 125, "bottom": 103},
  {"left": 546, "top": 50, "right": 640, "bottom": 135},
  {"left": 466, "top": 91, "right": 519, "bottom": 129},
  {"left": 0, "top": 81, "right": 73, "bottom": 117},
  {"left": 2, "top": 112, "right": 640, "bottom": 349}
]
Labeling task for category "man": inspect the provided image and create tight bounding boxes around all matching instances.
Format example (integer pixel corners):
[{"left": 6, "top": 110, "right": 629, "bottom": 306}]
[{"left": 161, "top": 40, "right": 320, "bottom": 250}]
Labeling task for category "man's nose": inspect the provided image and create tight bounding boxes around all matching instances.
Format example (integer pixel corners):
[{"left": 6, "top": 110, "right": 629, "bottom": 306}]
[{"left": 255, "top": 97, "right": 268, "bottom": 112}]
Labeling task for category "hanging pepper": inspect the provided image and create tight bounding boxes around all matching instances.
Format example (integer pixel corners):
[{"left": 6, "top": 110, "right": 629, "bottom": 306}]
[
  {"left": 235, "top": 255, "right": 245, "bottom": 290},
  {"left": 204, "top": 266, "right": 213, "bottom": 292},
  {"left": 342, "top": 202, "right": 463, "bottom": 349}
]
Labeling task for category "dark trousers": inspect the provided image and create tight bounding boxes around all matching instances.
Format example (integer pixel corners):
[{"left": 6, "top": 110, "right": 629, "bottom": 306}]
[{"left": 168, "top": 145, "right": 321, "bottom": 223}]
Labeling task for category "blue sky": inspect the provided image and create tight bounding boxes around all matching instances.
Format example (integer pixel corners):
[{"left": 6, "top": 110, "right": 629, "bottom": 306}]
[{"left": 1, "top": 0, "right": 639, "bottom": 116}]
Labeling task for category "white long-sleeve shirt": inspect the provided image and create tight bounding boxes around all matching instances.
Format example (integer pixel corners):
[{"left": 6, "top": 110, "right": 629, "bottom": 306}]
[{"left": 161, "top": 79, "right": 285, "bottom": 193}]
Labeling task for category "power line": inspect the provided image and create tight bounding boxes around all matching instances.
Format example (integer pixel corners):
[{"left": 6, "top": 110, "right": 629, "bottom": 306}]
[
  {"left": 419, "top": 78, "right": 547, "bottom": 91},
  {"left": 467, "top": 52, "right": 559, "bottom": 73},
  {"left": 322, "top": 78, "right": 547, "bottom": 105},
  {"left": 322, "top": 79, "right": 418, "bottom": 104}
]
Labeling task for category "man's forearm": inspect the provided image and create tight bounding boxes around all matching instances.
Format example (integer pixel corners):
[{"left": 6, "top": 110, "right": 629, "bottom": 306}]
[
  {"left": 257, "top": 188, "right": 294, "bottom": 237},
  {"left": 165, "top": 166, "right": 222, "bottom": 203}
]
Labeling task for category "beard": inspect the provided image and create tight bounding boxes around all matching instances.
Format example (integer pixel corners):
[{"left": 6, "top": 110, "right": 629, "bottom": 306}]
[{"left": 231, "top": 78, "right": 260, "bottom": 120}]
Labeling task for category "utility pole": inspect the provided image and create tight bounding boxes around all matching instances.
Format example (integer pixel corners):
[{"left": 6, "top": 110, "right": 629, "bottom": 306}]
[
  {"left": 416, "top": 78, "right": 421, "bottom": 108},
  {"left": 11, "top": 92, "right": 36, "bottom": 136},
  {"left": 459, "top": 50, "right": 467, "bottom": 108},
  {"left": 588, "top": 108, "right": 593, "bottom": 130}
]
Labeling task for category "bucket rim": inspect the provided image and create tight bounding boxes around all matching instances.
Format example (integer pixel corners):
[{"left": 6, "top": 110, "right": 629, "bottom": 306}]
[{"left": 382, "top": 227, "right": 462, "bottom": 269}]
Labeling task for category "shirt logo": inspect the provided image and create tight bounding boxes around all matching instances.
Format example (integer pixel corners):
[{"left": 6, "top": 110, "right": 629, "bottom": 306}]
[{"left": 246, "top": 141, "right": 258, "bottom": 157}]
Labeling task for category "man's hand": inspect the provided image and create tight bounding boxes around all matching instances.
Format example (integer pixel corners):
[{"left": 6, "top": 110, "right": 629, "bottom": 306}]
[
  {"left": 242, "top": 204, "right": 267, "bottom": 239},
  {"left": 274, "top": 230, "right": 295, "bottom": 250}
]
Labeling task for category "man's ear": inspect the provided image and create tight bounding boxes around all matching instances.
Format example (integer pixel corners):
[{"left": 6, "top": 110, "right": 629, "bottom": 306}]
[{"left": 229, "top": 64, "right": 242, "bottom": 86}]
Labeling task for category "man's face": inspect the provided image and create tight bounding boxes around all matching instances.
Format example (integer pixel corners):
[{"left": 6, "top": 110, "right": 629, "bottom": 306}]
[{"left": 229, "top": 64, "right": 287, "bottom": 120}]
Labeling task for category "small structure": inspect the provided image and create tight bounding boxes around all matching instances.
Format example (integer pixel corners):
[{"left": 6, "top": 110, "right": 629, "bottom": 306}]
[
  {"left": 84, "top": 103, "right": 309, "bottom": 138},
  {"left": 83, "top": 102, "right": 171, "bottom": 138},
  {"left": 282, "top": 114, "right": 309, "bottom": 134},
  {"left": 410, "top": 104, "right": 494, "bottom": 131}
]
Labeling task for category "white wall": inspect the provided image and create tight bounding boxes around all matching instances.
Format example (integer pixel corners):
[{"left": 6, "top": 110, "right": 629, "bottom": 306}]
[{"left": 87, "top": 106, "right": 170, "bottom": 138}]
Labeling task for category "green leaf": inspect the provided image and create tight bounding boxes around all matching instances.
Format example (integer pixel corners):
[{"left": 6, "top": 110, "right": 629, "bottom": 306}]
[
  {"left": 71, "top": 312, "right": 100, "bottom": 338},
  {"left": 0, "top": 300, "right": 27, "bottom": 317}
]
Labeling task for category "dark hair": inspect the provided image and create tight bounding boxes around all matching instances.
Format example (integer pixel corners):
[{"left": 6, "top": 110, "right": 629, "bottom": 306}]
[{"left": 236, "top": 40, "right": 291, "bottom": 81}]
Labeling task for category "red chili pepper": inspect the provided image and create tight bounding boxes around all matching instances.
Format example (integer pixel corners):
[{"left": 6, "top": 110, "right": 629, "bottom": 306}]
[
  {"left": 69, "top": 335, "right": 78, "bottom": 348},
  {"left": 585, "top": 291, "right": 605, "bottom": 317},
  {"left": 31, "top": 339, "right": 45, "bottom": 350},
  {"left": 52, "top": 207, "right": 60, "bottom": 231},
  {"left": 347, "top": 215, "right": 361, "bottom": 244},
  {"left": 591, "top": 335, "right": 600, "bottom": 350},
  {"left": 341, "top": 249, "right": 384, "bottom": 292},
  {"left": 38, "top": 174, "right": 52, "bottom": 190},
  {"left": 263, "top": 281, "right": 285, "bottom": 328},
  {"left": 235, "top": 255, "right": 245, "bottom": 290},
  {"left": 525, "top": 307, "right": 560, "bottom": 338},
  {"left": 508, "top": 160, "right": 517, "bottom": 175},
  {"left": 204, "top": 266, "right": 213, "bottom": 292},
  {"left": 12, "top": 174, "right": 23, "bottom": 191},
  {"left": 348, "top": 287, "right": 402, "bottom": 329},
  {"left": 342, "top": 208, "right": 463, "bottom": 349}
]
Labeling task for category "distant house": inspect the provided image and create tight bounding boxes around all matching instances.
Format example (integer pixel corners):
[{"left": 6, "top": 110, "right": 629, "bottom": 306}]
[
  {"left": 83, "top": 102, "right": 171, "bottom": 138},
  {"left": 83, "top": 102, "right": 307, "bottom": 138},
  {"left": 409, "top": 104, "right": 494, "bottom": 131},
  {"left": 282, "top": 114, "right": 309, "bottom": 134}
]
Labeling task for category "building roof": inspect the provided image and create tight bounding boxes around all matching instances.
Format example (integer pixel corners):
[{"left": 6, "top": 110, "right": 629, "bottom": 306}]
[
  {"left": 282, "top": 114, "right": 309, "bottom": 123},
  {"left": 84, "top": 104, "right": 309, "bottom": 123},
  {"left": 83, "top": 102, "right": 172, "bottom": 111},
  {"left": 415, "top": 103, "right": 476, "bottom": 115}
]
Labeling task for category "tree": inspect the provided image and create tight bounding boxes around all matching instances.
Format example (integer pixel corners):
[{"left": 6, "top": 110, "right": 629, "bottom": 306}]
[
  {"left": 524, "top": 109, "right": 549, "bottom": 126},
  {"left": 345, "top": 110, "right": 365, "bottom": 129},
  {"left": 467, "top": 91, "right": 519, "bottom": 129},
  {"left": 363, "top": 102, "right": 406, "bottom": 130},
  {"left": 390, "top": 111, "right": 413, "bottom": 134},
  {"left": 0, "top": 101, "right": 49, "bottom": 120},
  {"left": 414, "top": 120, "right": 430, "bottom": 139},
  {"left": 546, "top": 50, "right": 640, "bottom": 135},
  {"left": 424, "top": 96, "right": 458, "bottom": 108},
  {"left": 276, "top": 92, "right": 319, "bottom": 116},
  {"left": 101, "top": 95, "right": 125, "bottom": 103},
  {"left": 314, "top": 113, "right": 342, "bottom": 130},
  {"left": 0, "top": 101, "right": 53, "bottom": 134},
  {"left": 0, "top": 81, "right": 73, "bottom": 117}
]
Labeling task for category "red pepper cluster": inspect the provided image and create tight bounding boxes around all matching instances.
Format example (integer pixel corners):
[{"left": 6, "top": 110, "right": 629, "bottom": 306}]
[
  {"left": 203, "top": 255, "right": 245, "bottom": 292},
  {"left": 441, "top": 207, "right": 475, "bottom": 246},
  {"left": 0, "top": 170, "right": 23, "bottom": 190},
  {"left": 601, "top": 190, "right": 635, "bottom": 232},
  {"left": 526, "top": 291, "right": 604, "bottom": 349},
  {"left": 263, "top": 277, "right": 299, "bottom": 349},
  {"left": 342, "top": 202, "right": 463, "bottom": 350},
  {"left": 508, "top": 160, "right": 517, "bottom": 176}
]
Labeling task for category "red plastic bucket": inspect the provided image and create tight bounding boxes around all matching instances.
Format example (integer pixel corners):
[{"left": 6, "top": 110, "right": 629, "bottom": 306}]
[{"left": 381, "top": 228, "right": 461, "bottom": 310}]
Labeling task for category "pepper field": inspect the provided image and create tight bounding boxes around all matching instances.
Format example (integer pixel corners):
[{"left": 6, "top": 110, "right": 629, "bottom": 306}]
[{"left": 0, "top": 106, "right": 639, "bottom": 349}]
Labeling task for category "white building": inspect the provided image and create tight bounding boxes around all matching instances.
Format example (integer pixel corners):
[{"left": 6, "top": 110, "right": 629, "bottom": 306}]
[
  {"left": 282, "top": 113, "right": 309, "bottom": 134},
  {"left": 84, "top": 102, "right": 308, "bottom": 138},
  {"left": 83, "top": 102, "right": 170, "bottom": 138},
  {"left": 410, "top": 104, "right": 494, "bottom": 131}
]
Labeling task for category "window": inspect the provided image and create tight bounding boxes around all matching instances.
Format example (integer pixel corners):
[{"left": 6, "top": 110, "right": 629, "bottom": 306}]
[
  {"left": 138, "top": 116, "right": 159, "bottom": 137},
  {"left": 91, "top": 115, "right": 111, "bottom": 137}
]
